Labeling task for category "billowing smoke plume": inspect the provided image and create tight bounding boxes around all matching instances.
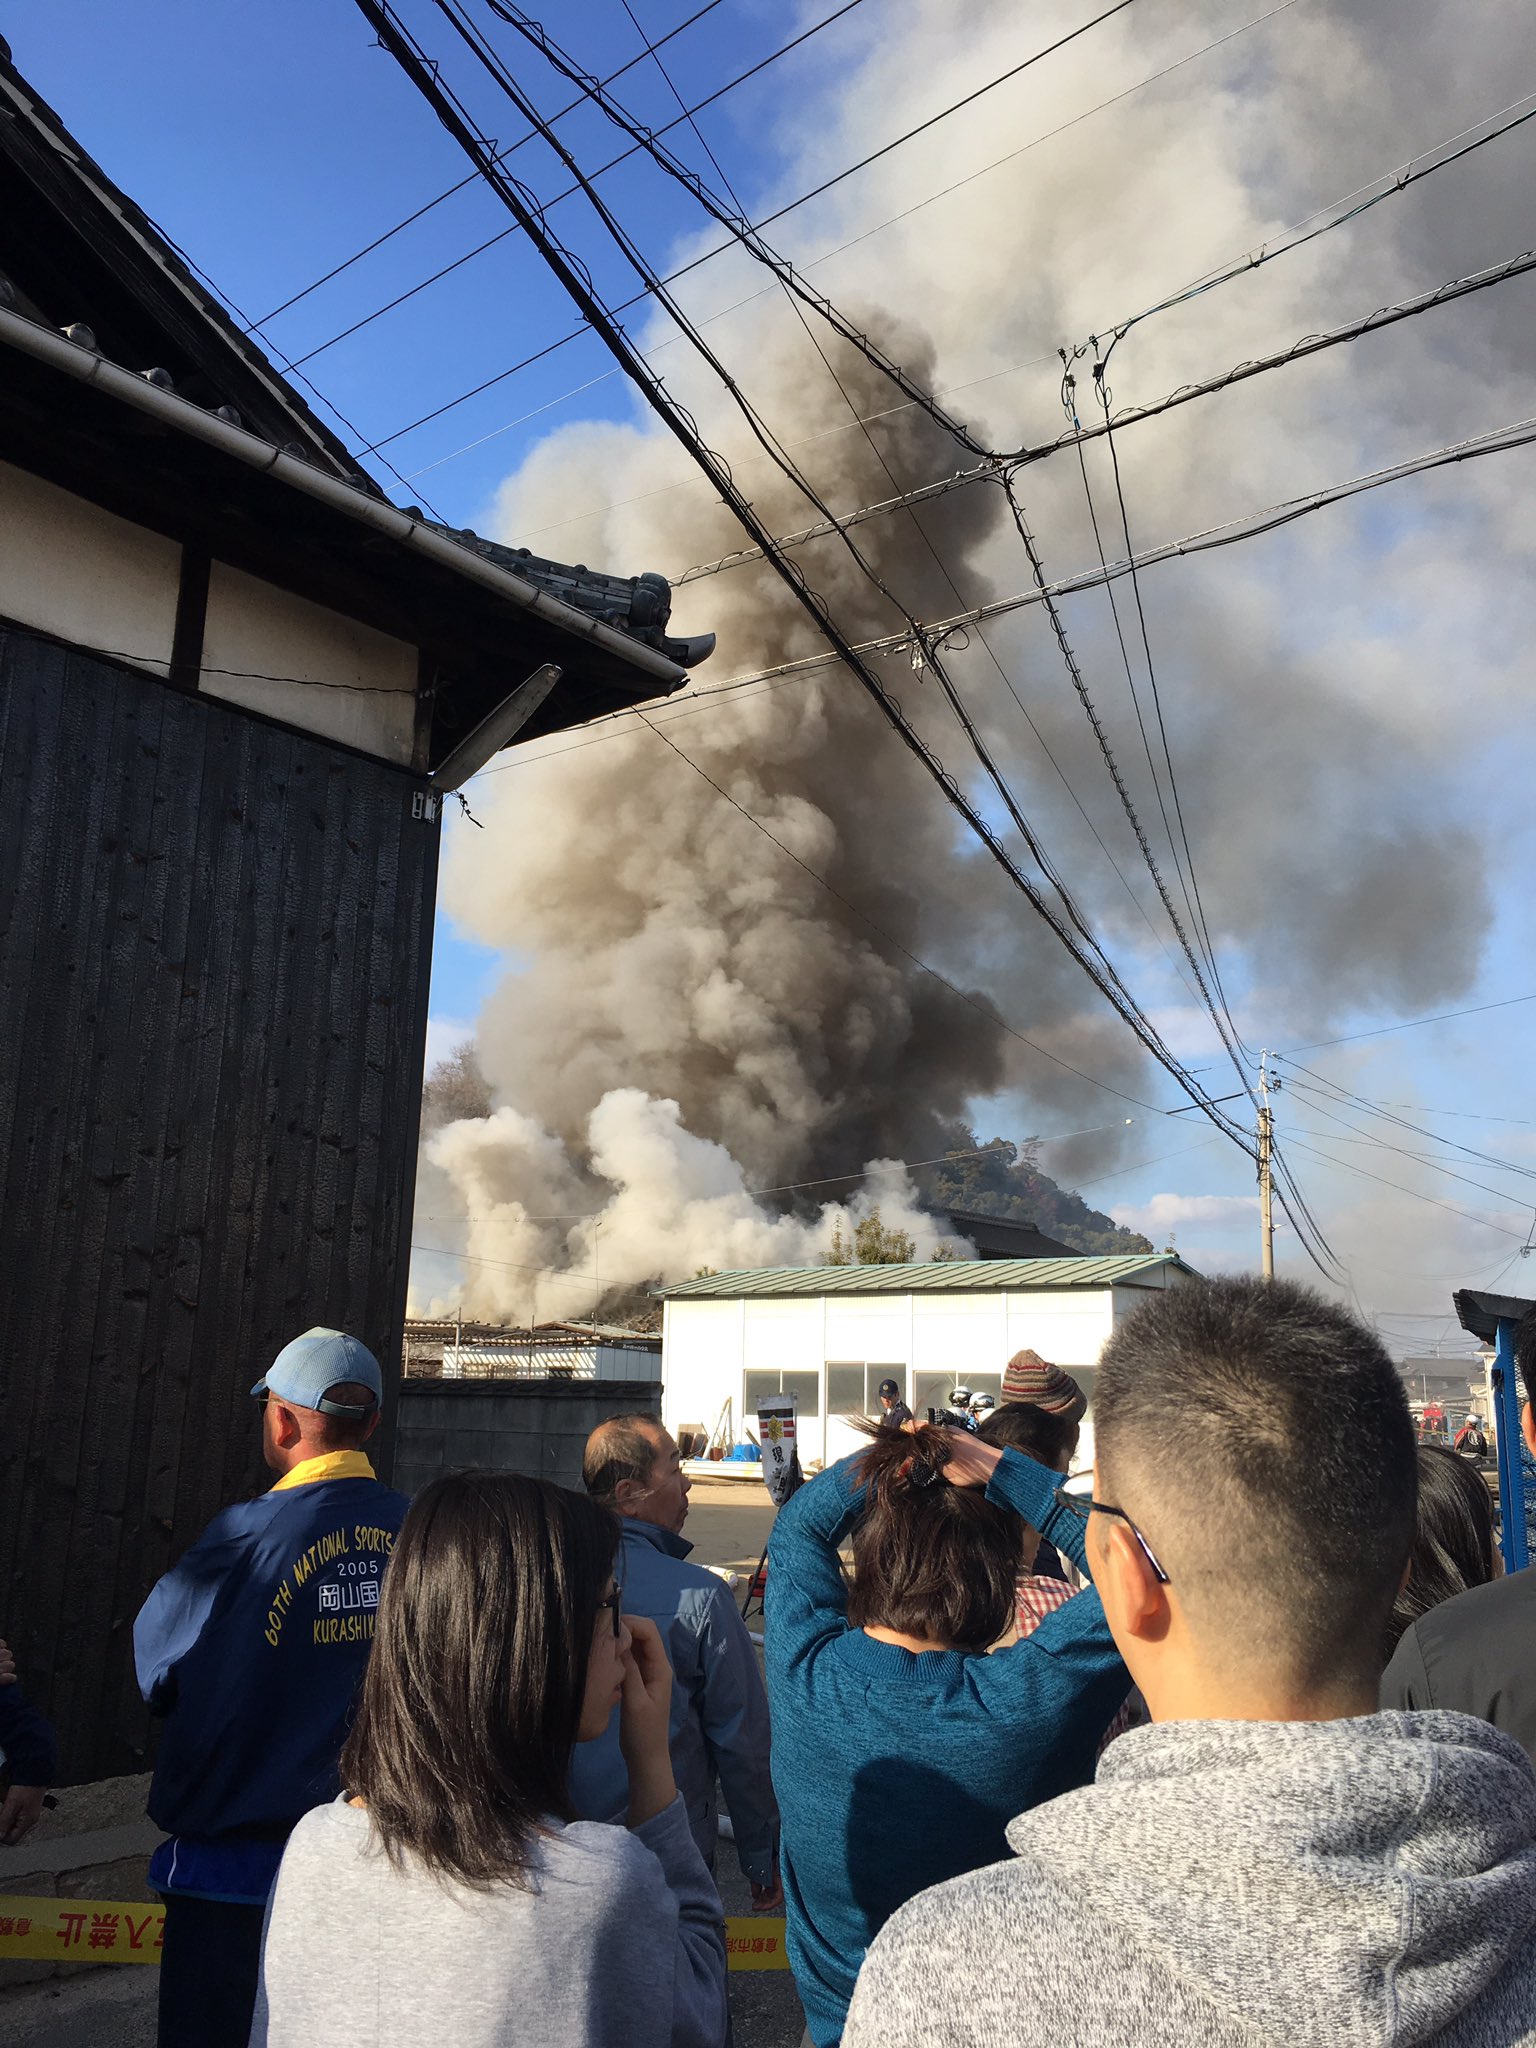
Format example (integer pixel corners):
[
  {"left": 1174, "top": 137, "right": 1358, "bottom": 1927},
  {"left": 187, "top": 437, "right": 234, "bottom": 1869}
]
[{"left": 412, "top": 0, "right": 1534, "bottom": 1315}]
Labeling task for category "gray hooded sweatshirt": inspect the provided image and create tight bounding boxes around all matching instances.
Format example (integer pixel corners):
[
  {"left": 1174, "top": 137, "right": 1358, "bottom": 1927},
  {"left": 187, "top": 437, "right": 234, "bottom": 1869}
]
[{"left": 843, "top": 1711, "right": 1536, "bottom": 2048}]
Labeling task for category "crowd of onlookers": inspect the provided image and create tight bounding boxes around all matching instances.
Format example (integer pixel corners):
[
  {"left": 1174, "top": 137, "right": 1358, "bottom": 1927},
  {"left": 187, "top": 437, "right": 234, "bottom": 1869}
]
[{"left": 6, "top": 1281, "right": 1536, "bottom": 2045}]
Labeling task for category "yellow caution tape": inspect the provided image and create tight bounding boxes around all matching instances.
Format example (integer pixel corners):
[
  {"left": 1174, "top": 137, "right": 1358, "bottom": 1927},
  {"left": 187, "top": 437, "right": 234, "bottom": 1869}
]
[
  {"left": 723, "top": 1913, "right": 792, "bottom": 1971},
  {"left": 0, "top": 1895, "right": 788, "bottom": 1973},
  {"left": 0, "top": 1896, "right": 163, "bottom": 1963}
]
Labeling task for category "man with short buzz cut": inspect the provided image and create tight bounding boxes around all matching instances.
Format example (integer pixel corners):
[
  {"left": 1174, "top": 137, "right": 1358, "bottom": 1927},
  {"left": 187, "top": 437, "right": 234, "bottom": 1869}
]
[
  {"left": 135, "top": 1328, "right": 409, "bottom": 2048},
  {"left": 844, "top": 1276, "right": 1536, "bottom": 2048},
  {"left": 570, "top": 1412, "right": 781, "bottom": 1908},
  {"left": 1383, "top": 1306, "right": 1536, "bottom": 1763}
]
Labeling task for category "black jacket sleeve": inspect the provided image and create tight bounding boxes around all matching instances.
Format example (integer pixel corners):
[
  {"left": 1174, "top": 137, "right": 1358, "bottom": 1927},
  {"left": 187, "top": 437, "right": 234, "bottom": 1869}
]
[{"left": 0, "top": 1681, "right": 59, "bottom": 1786}]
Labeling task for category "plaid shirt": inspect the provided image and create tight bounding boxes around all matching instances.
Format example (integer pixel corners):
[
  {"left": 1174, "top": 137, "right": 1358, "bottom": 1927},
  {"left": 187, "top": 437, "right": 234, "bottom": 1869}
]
[
  {"left": 1015, "top": 1573, "right": 1138, "bottom": 1749},
  {"left": 1015, "top": 1573, "right": 1077, "bottom": 1639}
]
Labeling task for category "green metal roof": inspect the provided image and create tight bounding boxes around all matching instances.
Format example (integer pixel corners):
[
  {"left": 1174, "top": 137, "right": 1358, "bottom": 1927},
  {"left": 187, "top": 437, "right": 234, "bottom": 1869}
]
[{"left": 655, "top": 1255, "right": 1193, "bottom": 1300}]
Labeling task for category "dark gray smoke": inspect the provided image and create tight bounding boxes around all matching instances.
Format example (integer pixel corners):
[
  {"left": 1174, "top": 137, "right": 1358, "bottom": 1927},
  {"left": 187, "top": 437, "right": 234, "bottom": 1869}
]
[{"left": 412, "top": 0, "right": 1530, "bottom": 1313}]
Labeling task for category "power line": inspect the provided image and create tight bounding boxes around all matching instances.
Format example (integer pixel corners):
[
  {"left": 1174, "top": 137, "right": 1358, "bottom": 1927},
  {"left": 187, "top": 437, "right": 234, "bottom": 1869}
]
[
  {"left": 1282, "top": 1135, "right": 1528, "bottom": 1239},
  {"left": 673, "top": 250, "right": 1536, "bottom": 579},
  {"left": 480, "top": 0, "right": 1141, "bottom": 471},
  {"left": 686, "top": 408, "right": 1536, "bottom": 666},
  {"left": 423, "top": 1122, "right": 1154, "bottom": 1224},
  {"left": 254, "top": 0, "right": 730, "bottom": 326},
  {"left": 1077, "top": 87, "right": 1536, "bottom": 354},
  {"left": 348, "top": 0, "right": 1142, "bottom": 456},
  {"left": 287, "top": 0, "right": 870, "bottom": 378},
  {"left": 361, "top": 2, "right": 1380, "bottom": 1279},
  {"left": 378, "top": 0, "right": 1306, "bottom": 485},
  {"left": 595, "top": 0, "right": 1218, "bottom": 1038},
  {"left": 1086, "top": 349, "right": 1245, "bottom": 1053},
  {"left": 1279, "top": 990, "right": 1536, "bottom": 1051},
  {"left": 370, "top": 0, "right": 1258, "bottom": 1144},
  {"left": 489, "top": 0, "right": 1268, "bottom": 1088},
  {"left": 428, "top": 0, "right": 1190, "bottom": 1052},
  {"left": 143, "top": 217, "right": 453, "bottom": 522},
  {"left": 1276, "top": 1062, "right": 1536, "bottom": 1183},
  {"left": 456, "top": 403, "right": 1536, "bottom": 790}
]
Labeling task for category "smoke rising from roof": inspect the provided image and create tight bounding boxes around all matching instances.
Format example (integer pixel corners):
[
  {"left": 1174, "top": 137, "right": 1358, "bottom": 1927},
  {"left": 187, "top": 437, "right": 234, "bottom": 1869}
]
[{"left": 411, "top": 0, "right": 1532, "bottom": 1316}]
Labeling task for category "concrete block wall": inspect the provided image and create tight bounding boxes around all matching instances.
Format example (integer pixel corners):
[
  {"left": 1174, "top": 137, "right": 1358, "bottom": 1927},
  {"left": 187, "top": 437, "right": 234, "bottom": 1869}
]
[
  {"left": 0, "top": 1773, "right": 160, "bottom": 1989},
  {"left": 393, "top": 1378, "right": 664, "bottom": 1496}
]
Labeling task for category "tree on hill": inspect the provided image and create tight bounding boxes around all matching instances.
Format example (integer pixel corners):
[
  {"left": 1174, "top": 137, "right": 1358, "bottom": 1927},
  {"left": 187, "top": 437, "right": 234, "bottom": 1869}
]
[{"left": 915, "top": 1128, "right": 1153, "bottom": 1256}]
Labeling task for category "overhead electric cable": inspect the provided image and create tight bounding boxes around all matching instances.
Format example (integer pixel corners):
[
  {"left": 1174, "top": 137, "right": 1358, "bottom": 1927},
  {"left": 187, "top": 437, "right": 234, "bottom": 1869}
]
[
  {"left": 1275, "top": 1061, "right": 1536, "bottom": 1182},
  {"left": 424, "top": 0, "right": 1236, "bottom": 1085},
  {"left": 476, "top": 0, "right": 1142, "bottom": 468},
  {"left": 672, "top": 249, "right": 1536, "bottom": 579},
  {"left": 367, "top": 0, "right": 1303, "bottom": 476},
  {"left": 1077, "top": 86, "right": 1536, "bottom": 353},
  {"left": 1278, "top": 990, "right": 1536, "bottom": 1051},
  {"left": 356, "top": 0, "right": 1261, "bottom": 1168},
  {"left": 681, "top": 409, "right": 1536, "bottom": 668},
  {"left": 254, "top": 0, "right": 731, "bottom": 326},
  {"left": 480, "top": 0, "right": 1262, "bottom": 1072},
  {"left": 1058, "top": 410, "right": 1222, "bottom": 1027},
  {"left": 1086, "top": 348, "right": 1244, "bottom": 1045},
  {"left": 300, "top": 0, "right": 870, "bottom": 378},
  {"left": 144, "top": 216, "right": 452, "bottom": 521},
  {"left": 596, "top": 0, "right": 1215, "bottom": 1026},
  {"left": 1283, "top": 1137, "right": 1528, "bottom": 1240}
]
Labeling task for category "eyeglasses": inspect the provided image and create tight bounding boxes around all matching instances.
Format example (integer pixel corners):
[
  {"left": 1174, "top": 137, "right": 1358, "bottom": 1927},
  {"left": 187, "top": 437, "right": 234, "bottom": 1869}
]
[
  {"left": 599, "top": 1584, "right": 624, "bottom": 1639},
  {"left": 1053, "top": 1488, "right": 1169, "bottom": 1584}
]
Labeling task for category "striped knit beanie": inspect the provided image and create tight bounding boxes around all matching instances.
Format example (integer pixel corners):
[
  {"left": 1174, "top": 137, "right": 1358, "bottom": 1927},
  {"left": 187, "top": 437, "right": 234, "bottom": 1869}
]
[{"left": 1001, "top": 1348, "right": 1086, "bottom": 1419}]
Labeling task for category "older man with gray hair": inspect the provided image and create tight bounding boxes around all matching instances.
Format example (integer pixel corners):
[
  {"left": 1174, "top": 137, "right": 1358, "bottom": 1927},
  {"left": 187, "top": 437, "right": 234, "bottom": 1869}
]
[{"left": 570, "top": 1412, "right": 781, "bottom": 1908}]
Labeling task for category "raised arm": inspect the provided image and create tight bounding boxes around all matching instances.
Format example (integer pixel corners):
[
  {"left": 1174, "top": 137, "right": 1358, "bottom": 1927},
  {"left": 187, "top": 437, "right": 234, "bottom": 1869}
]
[
  {"left": 763, "top": 1457, "right": 868, "bottom": 1673},
  {"left": 979, "top": 1441, "right": 1093, "bottom": 1571}
]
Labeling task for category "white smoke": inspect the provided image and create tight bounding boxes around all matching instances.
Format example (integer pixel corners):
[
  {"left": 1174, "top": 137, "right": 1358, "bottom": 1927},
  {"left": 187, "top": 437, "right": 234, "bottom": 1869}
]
[
  {"left": 415, "top": 1089, "right": 958, "bottom": 1319},
  {"left": 411, "top": 0, "right": 1536, "bottom": 1317}
]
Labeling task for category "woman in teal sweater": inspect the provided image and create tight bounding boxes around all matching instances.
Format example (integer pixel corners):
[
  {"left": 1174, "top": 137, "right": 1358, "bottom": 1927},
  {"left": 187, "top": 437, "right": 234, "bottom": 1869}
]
[{"left": 765, "top": 1423, "right": 1127, "bottom": 2045}]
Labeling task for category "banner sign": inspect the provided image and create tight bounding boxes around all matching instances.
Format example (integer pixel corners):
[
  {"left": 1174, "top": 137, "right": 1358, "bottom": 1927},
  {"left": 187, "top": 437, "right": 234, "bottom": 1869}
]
[
  {"left": 0, "top": 1895, "right": 787, "bottom": 1972},
  {"left": 756, "top": 1391, "right": 802, "bottom": 1506}
]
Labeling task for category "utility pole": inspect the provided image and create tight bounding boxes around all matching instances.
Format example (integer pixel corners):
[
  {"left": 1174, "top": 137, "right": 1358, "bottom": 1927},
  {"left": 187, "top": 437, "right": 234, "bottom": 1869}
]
[{"left": 1257, "top": 1049, "right": 1275, "bottom": 1280}]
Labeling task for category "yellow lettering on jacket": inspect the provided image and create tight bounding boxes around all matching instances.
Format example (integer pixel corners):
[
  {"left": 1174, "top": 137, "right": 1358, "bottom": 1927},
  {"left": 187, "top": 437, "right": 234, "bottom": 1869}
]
[{"left": 312, "top": 1613, "right": 377, "bottom": 1646}]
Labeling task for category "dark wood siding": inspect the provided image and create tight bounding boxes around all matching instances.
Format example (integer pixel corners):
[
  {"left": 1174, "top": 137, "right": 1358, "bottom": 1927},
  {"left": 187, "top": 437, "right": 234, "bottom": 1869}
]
[{"left": 0, "top": 624, "right": 438, "bottom": 1780}]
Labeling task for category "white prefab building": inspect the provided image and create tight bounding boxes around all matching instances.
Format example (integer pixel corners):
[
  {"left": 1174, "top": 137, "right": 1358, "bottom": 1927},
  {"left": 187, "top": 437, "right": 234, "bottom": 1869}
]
[{"left": 658, "top": 1255, "right": 1198, "bottom": 1470}]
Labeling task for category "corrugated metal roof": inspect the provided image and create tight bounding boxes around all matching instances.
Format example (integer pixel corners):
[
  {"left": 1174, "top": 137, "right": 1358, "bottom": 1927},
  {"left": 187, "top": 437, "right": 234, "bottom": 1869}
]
[{"left": 656, "top": 1255, "right": 1193, "bottom": 1300}]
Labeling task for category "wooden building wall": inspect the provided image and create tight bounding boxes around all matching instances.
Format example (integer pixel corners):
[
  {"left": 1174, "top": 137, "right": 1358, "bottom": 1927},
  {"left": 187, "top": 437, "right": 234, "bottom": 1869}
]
[{"left": 0, "top": 622, "right": 438, "bottom": 1779}]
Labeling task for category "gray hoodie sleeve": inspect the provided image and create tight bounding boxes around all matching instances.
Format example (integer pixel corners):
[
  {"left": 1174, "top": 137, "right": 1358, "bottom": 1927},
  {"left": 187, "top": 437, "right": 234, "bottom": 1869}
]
[{"left": 630, "top": 1795, "right": 730, "bottom": 2047}]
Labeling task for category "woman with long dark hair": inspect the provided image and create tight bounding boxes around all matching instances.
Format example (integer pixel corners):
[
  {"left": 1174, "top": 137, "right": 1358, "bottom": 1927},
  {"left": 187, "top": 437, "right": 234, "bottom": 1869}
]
[
  {"left": 250, "top": 1472, "right": 727, "bottom": 2047},
  {"left": 765, "top": 1419, "right": 1129, "bottom": 2045},
  {"left": 1384, "top": 1442, "right": 1500, "bottom": 1657}
]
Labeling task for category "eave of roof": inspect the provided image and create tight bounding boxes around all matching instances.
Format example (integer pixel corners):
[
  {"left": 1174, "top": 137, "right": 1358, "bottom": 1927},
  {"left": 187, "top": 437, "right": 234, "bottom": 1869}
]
[
  {"left": 0, "top": 47, "right": 368, "bottom": 487},
  {"left": 0, "top": 309, "right": 686, "bottom": 753},
  {"left": 655, "top": 1254, "right": 1196, "bottom": 1299}
]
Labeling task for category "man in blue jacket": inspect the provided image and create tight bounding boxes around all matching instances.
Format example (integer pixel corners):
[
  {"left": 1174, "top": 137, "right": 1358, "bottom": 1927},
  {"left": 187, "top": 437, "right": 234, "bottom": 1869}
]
[
  {"left": 134, "top": 1329, "right": 409, "bottom": 2048},
  {"left": 570, "top": 1414, "right": 781, "bottom": 1909}
]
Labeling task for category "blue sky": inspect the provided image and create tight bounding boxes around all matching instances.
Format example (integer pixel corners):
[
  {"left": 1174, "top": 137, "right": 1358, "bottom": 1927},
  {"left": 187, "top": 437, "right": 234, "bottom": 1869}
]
[{"left": 19, "top": 0, "right": 1536, "bottom": 1352}]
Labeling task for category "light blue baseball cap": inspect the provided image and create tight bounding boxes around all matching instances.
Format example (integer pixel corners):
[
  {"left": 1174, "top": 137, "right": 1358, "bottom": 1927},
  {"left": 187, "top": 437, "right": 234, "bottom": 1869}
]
[{"left": 250, "top": 1327, "right": 383, "bottom": 1418}]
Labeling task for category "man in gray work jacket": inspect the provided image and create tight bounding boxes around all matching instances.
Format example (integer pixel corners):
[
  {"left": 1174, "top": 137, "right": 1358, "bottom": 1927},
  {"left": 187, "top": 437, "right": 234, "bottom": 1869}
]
[{"left": 570, "top": 1413, "right": 781, "bottom": 1908}]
